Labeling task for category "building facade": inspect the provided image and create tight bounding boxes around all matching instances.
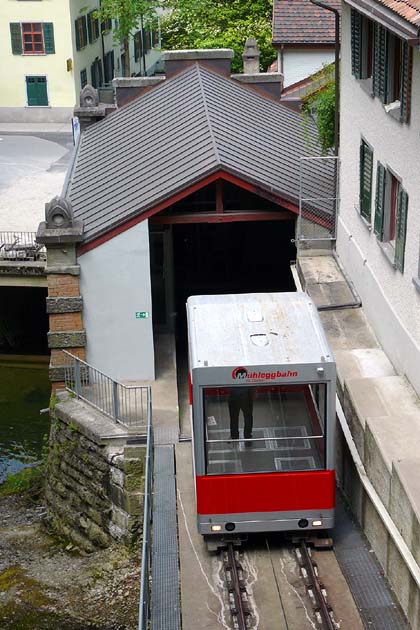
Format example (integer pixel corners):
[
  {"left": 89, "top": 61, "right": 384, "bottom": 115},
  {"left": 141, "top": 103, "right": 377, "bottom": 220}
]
[
  {"left": 272, "top": 0, "right": 340, "bottom": 88},
  {"left": 338, "top": 0, "right": 420, "bottom": 396},
  {"left": 0, "top": 0, "right": 161, "bottom": 123}
]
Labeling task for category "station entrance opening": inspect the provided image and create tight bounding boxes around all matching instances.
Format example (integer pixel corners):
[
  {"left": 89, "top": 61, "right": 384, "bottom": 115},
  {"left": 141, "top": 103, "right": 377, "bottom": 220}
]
[{"left": 149, "top": 178, "right": 297, "bottom": 376}]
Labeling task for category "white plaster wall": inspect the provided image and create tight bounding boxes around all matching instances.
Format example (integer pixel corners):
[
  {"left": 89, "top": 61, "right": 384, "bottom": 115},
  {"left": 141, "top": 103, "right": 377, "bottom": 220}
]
[
  {"left": 337, "top": 2, "right": 420, "bottom": 395},
  {"left": 283, "top": 49, "right": 335, "bottom": 87},
  {"left": 79, "top": 221, "right": 155, "bottom": 382}
]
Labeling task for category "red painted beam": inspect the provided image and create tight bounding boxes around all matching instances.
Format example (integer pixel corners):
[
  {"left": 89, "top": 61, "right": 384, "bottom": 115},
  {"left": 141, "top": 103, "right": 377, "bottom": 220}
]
[
  {"left": 150, "top": 211, "right": 292, "bottom": 224},
  {"left": 78, "top": 169, "right": 303, "bottom": 255}
]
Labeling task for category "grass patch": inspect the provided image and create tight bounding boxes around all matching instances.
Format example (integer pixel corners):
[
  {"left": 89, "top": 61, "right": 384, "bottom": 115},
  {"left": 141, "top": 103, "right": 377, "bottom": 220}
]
[{"left": 0, "top": 465, "right": 45, "bottom": 499}]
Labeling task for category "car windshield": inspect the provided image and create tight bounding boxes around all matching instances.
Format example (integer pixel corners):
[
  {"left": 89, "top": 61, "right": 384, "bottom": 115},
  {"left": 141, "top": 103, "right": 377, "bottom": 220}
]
[{"left": 203, "top": 383, "right": 327, "bottom": 475}]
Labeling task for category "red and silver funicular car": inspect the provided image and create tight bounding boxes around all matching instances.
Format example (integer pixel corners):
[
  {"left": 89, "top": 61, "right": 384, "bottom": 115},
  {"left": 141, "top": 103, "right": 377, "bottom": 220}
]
[{"left": 187, "top": 292, "right": 336, "bottom": 536}]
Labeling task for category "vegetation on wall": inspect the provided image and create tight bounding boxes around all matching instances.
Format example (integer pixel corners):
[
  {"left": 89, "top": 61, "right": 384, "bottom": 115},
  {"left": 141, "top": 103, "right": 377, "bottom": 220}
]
[
  {"left": 161, "top": 0, "right": 276, "bottom": 73},
  {"left": 301, "top": 64, "right": 336, "bottom": 155}
]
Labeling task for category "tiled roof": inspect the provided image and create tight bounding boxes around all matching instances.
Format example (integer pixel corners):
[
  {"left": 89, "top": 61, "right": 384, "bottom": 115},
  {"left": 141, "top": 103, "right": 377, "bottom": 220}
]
[
  {"left": 374, "top": 0, "right": 420, "bottom": 26},
  {"left": 273, "top": 0, "right": 341, "bottom": 45},
  {"left": 66, "top": 64, "right": 334, "bottom": 244}
]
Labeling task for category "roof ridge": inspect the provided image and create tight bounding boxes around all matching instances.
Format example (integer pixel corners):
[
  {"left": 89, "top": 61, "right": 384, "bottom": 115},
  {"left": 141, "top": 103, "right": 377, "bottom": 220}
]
[{"left": 195, "top": 63, "right": 221, "bottom": 166}]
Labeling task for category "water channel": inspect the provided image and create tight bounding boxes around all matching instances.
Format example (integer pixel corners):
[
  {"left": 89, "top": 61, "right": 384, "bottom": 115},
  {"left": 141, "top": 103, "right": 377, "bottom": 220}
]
[{"left": 0, "top": 355, "right": 50, "bottom": 483}]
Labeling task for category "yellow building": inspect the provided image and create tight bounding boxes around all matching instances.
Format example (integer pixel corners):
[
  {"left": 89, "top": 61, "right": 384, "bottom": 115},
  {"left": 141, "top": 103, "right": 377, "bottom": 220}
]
[{"left": 0, "top": 0, "right": 161, "bottom": 123}]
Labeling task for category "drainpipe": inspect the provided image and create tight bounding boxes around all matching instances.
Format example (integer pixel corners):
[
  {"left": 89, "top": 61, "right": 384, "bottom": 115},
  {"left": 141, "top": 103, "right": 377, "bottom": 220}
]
[{"left": 309, "top": 0, "right": 340, "bottom": 157}]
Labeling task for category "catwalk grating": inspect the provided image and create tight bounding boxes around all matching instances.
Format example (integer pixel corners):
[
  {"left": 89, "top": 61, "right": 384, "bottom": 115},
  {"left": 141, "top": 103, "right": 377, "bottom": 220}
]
[
  {"left": 151, "top": 445, "right": 180, "bottom": 630},
  {"left": 334, "top": 493, "right": 410, "bottom": 629}
]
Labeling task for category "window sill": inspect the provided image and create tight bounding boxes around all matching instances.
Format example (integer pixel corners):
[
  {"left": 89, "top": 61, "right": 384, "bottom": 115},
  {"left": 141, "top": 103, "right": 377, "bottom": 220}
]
[
  {"left": 377, "top": 240, "right": 397, "bottom": 269},
  {"left": 359, "top": 78, "right": 374, "bottom": 98},
  {"left": 412, "top": 277, "right": 420, "bottom": 294},
  {"left": 354, "top": 205, "right": 372, "bottom": 230},
  {"left": 383, "top": 100, "right": 402, "bottom": 122}
]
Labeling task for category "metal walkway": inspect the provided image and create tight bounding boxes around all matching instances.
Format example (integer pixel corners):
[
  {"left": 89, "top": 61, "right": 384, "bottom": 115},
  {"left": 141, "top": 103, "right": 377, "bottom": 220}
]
[
  {"left": 334, "top": 493, "right": 410, "bottom": 629},
  {"left": 151, "top": 445, "right": 181, "bottom": 630}
]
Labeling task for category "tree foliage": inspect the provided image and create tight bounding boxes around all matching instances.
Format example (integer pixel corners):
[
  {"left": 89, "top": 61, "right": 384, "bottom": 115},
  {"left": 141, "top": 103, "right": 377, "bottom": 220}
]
[
  {"left": 95, "top": 0, "right": 160, "bottom": 76},
  {"left": 161, "top": 0, "right": 276, "bottom": 73},
  {"left": 301, "top": 65, "right": 336, "bottom": 155}
]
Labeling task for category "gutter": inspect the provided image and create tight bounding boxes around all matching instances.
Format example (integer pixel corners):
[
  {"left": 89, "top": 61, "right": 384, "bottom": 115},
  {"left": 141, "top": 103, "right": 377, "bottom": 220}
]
[
  {"left": 61, "top": 131, "right": 82, "bottom": 199},
  {"left": 345, "top": 0, "right": 420, "bottom": 43}
]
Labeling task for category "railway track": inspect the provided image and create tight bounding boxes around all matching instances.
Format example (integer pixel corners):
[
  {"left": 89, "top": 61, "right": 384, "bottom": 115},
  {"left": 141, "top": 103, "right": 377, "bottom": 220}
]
[
  {"left": 223, "top": 543, "right": 252, "bottom": 630},
  {"left": 221, "top": 539, "right": 338, "bottom": 630},
  {"left": 297, "top": 541, "right": 338, "bottom": 630}
]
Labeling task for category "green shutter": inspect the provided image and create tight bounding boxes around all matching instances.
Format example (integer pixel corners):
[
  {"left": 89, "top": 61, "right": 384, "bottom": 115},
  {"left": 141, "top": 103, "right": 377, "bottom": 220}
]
[
  {"left": 395, "top": 189, "right": 408, "bottom": 272},
  {"left": 374, "top": 162, "right": 386, "bottom": 239},
  {"left": 10, "top": 23, "right": 22, "bottom": 55},
  {"left": 26, "top": 76, "right": 48, "bottom": 107},
  {"left": 91, "top": 63, "right": 97, "bottom": 88},
  {"left": 373, "top": 24, "right": 388, "bottom": 102},
  {"left": 42, "top": 23, "right": 55, "bottom": 54},
  {"left": 87, "top": 13, "right": 92, "bottom": 43},
  {"left": 400, "top": 42, "right": 412, "bottom": 123},
  {"left": 351, "top": 9, "right": 363, "bottom": 79},
  {"left": 75, "top": 19, "right": 80, "bottom": 50},
  {"left": 82, "top": 16, "right": 87, "bottom": 47},
  {"left": 360, "top": 141, "right": 373, "bottom": 221}
]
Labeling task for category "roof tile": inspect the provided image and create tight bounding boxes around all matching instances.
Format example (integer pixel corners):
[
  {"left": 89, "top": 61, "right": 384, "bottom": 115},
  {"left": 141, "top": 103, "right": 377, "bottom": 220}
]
[{"left": 273, "top": 0, "right": 341, "bottom": 44}]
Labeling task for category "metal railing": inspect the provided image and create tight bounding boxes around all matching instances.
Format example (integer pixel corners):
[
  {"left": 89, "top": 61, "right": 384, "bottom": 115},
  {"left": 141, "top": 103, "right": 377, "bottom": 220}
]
[
  {"left": 138, "top": 394, "right": 154, "bottom": 630},
  {"left": 297, "top": 156, "right": 339, "bottom": 245},
  {"left": 0, "top": 231, "right": 46, "bottom": 262},
  {"left": 63, "top": 351, "right": 150, "bottom": 429}
]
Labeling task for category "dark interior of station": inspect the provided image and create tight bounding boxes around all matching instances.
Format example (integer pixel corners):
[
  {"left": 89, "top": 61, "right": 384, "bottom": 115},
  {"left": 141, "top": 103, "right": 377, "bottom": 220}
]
[
  {"left": 149, "top": 181, "right": 297, "bottom": 350},
  {"left": 0, "top": 287, "right": 49, "bottom": 355}
]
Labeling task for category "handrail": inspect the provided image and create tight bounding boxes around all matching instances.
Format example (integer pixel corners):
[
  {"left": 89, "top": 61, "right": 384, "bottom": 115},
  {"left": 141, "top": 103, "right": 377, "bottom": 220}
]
[
  {"left": 0, "top": 231, "right": 46, "bottom": 262},
  {"left": 63, "top": 350, "right": 150, "bottom": 428},
  {"left": 138, "top": 393, "right": 153, "bottom": 630}
]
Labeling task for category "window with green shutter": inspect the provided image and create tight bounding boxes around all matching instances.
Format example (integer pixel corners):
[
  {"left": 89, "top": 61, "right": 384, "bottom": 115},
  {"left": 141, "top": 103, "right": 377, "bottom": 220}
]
[
  {"left": 351, "top": 9, "right": 362, "bottom": 79},
  {"left": 10, "top": 23, "right": 23, "bottom": 55},
  {"left": 75, "top": 16, "right": 88, "bottom": 50},
  {"left": 374, "top": 162, "right": 386, "bottom": 239},
  {"left": 400, "top": 42, "right": 412, "bottom": 123},
  {"left": 395, "top": 188, "right": 408, "bottom": 272},
  {"left": 42, "top": 23, "right": 55, "bottom": 54},
  {"left": 26, "top": 76, "right": 48, "bottom": 107},
  {"left": 373, "top": 24, "right": 388, "bottom": 102},
  {"left": 360, "top": 140, "right": 373, "bottom": 222}
]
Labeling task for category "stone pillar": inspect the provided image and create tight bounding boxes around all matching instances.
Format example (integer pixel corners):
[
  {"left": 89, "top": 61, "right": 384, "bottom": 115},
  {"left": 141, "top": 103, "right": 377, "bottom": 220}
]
[
  {"left": 243, "top": 38, "right": 260, "bottom": 74},
  {"left": 36, "top": 196, "right": 85, "bottom": 390}
]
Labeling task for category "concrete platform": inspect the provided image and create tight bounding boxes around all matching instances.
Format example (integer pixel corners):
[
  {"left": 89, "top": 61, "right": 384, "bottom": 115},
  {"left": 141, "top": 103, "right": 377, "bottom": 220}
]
[{"left": 298, "top": 254, "right": 420, "bottom": 630}]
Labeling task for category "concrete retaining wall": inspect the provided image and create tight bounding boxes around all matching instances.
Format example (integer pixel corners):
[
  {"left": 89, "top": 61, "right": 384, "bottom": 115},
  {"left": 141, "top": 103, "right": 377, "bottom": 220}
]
[{"left": 45, "top": 395, "right": 146, "bottom": 553}]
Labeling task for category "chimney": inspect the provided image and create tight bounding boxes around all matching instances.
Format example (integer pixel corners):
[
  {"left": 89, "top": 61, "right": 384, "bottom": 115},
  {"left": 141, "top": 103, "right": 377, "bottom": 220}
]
[
  {"left": 162, "top": 49, "right": 235, "bottom": 78},
  {"left": 231, "top": 38, "right": 283, "bottom": 99},
  {"left": 242, "top": 38, "right": 260, "bottom": 74},
  {"left": 112, "top": 77, "right": 166, "bottom": 107}
]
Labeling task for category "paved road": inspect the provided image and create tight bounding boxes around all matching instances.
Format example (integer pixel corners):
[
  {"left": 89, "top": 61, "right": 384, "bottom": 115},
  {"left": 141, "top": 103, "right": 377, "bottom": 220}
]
[{"left": 0, "top": 131, "right": 73, "bottom": 233}]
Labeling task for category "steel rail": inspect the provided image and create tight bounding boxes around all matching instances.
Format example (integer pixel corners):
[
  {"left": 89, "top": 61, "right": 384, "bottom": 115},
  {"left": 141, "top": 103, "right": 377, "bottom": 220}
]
[
  {"left": 224, "top": 543, "right": 249, "bottom": 630},
  {"left": 300, "top": 541, "right": 336, "bottom": 630}
]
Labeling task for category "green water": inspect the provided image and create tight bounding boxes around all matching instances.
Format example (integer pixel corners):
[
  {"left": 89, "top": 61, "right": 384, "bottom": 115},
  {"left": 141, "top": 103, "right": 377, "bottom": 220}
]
[{"left": 0, "top": 356, "right": 50, "bottom": 483}]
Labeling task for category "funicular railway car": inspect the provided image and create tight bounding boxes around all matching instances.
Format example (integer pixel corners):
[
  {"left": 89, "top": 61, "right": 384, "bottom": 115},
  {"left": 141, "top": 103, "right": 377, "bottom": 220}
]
[{"left": 186, "top": 292, "right": 336, "bottom": 536}]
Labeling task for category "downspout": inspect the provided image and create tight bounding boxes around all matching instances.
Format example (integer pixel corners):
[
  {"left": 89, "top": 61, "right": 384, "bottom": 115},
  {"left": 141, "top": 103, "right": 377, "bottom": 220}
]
[{"left": 309, "top": 0, "right": 340, "bottom": 157}]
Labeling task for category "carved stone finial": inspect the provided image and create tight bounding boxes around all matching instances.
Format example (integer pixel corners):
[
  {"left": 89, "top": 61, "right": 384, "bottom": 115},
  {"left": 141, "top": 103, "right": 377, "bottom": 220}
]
[
  {"left": 45, "top": 196, "right": 74, "bottom": 229},
  {"left": 80, "top": 84, "right": 99, "bottom": 108}
]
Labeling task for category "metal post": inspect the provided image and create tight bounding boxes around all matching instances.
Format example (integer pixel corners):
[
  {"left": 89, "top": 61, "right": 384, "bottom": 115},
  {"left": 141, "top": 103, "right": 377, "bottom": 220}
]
[
  {"left": 113, "top": 381, "right": 120, "bottom": 422},
  {"left": 74, "top": 358, "right": 81, "bottom": 397}
]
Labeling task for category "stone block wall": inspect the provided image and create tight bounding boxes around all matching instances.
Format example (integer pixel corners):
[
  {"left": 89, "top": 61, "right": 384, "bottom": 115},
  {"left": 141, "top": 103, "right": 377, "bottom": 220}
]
[{"left": 45, "top": 402, "right": 146, "bottom": 554}]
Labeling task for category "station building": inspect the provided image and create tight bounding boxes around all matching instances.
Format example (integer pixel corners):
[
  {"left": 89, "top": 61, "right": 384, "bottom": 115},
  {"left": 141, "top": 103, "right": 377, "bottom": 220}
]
[
  {"left": 36, "top": 48, "right": 334, "bottom": 386},
  {"left": 0, "top": 0, "right": 161, "bottom": 123}
]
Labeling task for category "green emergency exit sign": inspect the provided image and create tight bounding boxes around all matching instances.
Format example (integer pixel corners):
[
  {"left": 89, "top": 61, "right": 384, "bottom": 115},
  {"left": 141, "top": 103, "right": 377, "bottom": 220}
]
[{"left": 135, "top": 311, "right": 149, "bottom": 319}]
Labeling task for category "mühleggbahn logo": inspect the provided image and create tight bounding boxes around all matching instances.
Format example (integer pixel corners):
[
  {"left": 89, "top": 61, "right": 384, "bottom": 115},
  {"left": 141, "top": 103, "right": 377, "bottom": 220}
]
[{"left": 231, "top": 366, "right": 298, "bottom": 381}]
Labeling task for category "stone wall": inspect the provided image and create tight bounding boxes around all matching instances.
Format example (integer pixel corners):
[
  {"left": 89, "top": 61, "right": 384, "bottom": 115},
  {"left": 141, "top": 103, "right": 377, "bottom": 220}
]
[{"left": 45, "top": 395, "right": 147, "bottom": 554}]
